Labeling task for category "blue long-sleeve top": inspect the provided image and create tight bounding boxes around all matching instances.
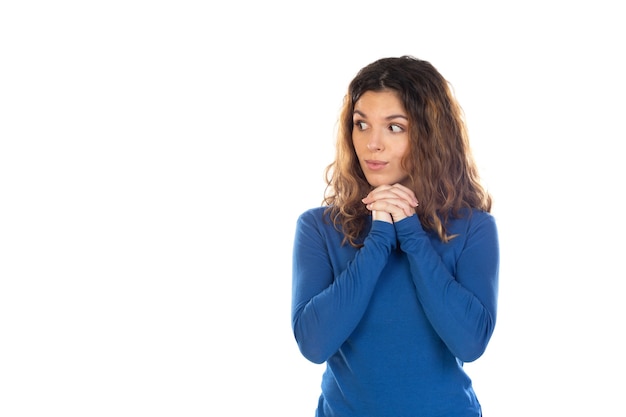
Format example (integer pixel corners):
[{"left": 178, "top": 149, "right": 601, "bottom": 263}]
[{"left": 291, "top": 207, "right": 499, "bottom": 417}]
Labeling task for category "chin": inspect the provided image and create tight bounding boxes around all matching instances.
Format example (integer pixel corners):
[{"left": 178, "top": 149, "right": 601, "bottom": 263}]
[
  {"left": 366, "top": 175, "right": 407, "bottom": 187},
  {"left": 364, "top": 176, "right": 384, "bottom": 187}
]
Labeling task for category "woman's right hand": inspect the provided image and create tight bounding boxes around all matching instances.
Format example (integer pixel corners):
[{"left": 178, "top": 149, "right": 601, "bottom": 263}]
[{"left": 362, "top": 184, "right": 419, "bottom": 223}]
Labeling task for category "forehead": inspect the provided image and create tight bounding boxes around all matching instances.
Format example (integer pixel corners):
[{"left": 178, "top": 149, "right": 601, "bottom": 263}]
[{"left": 354, "top": 90, "right": 405, "bottom": 114}]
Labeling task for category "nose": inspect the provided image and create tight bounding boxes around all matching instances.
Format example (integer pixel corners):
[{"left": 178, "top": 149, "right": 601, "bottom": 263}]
[{"left": 367, "top": 131, "right": 383, "bottom": 152}]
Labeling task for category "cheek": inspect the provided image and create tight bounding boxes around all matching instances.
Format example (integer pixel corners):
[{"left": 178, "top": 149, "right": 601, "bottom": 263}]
[
  {"left": 398, "top": 144, "right": 412, "bottom": 170},
  {"left": 352, "top": 136, "right": 365, "bottom": 156},
  {"left": 396, "top": 142, "right": 410, "bottom": 159}
]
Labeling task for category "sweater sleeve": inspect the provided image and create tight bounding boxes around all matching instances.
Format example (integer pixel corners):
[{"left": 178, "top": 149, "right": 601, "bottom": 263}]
[
  {"left": 291, "top": 211, "right": 396, "bottom": 364},
  {"left": 395, "top": 213, "right": 499, "bottom": 362}
]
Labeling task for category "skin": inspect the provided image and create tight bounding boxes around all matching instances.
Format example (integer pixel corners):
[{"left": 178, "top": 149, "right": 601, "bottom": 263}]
[{"left": 353, "top": 90, "right": 419, "bottom": 224}]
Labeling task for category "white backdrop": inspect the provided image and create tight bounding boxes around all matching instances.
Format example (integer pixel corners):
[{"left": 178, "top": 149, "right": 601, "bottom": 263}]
[{"left": 1, "top": 1, "right": 624, "bottom": 416}]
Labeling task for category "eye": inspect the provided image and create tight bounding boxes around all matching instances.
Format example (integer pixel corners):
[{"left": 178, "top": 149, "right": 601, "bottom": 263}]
[
  {"left": 389, "top": 124, "right": 404, "bottom": 133},
  {"left": 354, "top": 121, "right": 368, "bottom": 131}
]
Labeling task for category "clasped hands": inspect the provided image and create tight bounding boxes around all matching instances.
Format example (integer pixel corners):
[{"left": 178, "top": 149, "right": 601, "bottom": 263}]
[{"left": 361, "top": 184, "right": 419, "bottom": 223}]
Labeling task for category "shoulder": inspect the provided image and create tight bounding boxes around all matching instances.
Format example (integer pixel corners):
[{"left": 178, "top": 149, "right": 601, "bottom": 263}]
[
  {"left": 297, "top": 206, "right": 329, "bottom": 224},
  {"left": 467, "top": 208, "right": 496, "bottom": 225},
  {"left": 455, "top": 207, "right": 495, "bottom": 223},
  {"left": 294, "top": 206, "right": 349, "bottom": 249},
  {"left": 298, "top": 205, "right": 328, "bottom": 218},
  {"left": 296, "top": 206, "right": 334, "bottom": 233},
  {"left": 448, "top": 208, "right": 497, "bottom": 236}
]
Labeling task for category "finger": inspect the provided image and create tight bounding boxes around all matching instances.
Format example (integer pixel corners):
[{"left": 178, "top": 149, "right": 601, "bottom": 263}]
[
  {"left": 389, "top": 184, "right": 419, "bottom": 207},
  {"left": 363, "top": 185, "right": 418, "bottom": 208},
  {"left": 365, "top": 198, "right": 415, "bottom": 219},
  {"left": 362, "top": 185, "right": 399, "bottom": 204}
]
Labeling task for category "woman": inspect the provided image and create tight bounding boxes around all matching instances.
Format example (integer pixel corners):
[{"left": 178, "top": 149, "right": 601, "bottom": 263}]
[{"left": 291, "top": 55, "right": 499, "bottom": 416}]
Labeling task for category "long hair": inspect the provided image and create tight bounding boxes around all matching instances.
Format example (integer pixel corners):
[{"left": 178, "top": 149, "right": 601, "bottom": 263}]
[{"left": 323, "top": 55, "right": 492, "bottom": 247}]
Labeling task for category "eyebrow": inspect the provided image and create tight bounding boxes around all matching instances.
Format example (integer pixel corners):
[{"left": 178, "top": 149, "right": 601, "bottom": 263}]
[{"left": 353, "top": 110, "right": 408, "bottom": 121}]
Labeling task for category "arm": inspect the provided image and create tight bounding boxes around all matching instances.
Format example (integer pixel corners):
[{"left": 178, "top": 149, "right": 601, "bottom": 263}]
[
  {"left": 291, "top": 211, "right": 396, "bottom": 364},
  {"left": 395, "top": 213, "right": 499, "bottom": 362}
]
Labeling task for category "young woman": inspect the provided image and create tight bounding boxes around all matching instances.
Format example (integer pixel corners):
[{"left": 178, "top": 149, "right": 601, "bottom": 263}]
[{"left": 291, "top": 55, "right": 499, "bottom": 416}]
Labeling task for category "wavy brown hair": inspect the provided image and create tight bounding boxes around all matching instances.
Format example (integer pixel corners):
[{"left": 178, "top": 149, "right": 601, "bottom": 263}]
[{"left": 323, "top": 55, "right": 492, "bottom": 247}]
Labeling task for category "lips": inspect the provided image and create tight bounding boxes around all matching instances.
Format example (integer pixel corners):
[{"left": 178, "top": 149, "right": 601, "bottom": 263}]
[{"left": 365, "top": 160, "right": 388, "bottom": 171}]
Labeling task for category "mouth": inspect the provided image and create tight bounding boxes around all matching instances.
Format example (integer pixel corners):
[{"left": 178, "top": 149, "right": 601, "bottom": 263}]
[{"left": 365, "top": 160, "right": 388, "bottom": 171}]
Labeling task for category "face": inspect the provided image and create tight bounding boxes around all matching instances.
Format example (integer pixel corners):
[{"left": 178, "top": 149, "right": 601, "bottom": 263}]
[{"left": 352, "top": 90, "right": 411, "bottom": 187}]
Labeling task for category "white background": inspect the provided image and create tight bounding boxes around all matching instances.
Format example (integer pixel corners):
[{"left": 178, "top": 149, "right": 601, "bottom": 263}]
[{"left": 1, "top": 1, "right": 624, "bottom": 416}]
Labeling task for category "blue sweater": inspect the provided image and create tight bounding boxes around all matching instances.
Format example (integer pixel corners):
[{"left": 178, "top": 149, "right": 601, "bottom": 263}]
[{"left": 291, "top": 207, "right": 499, "bottom": 417}]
